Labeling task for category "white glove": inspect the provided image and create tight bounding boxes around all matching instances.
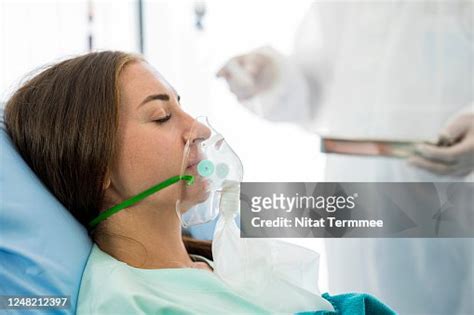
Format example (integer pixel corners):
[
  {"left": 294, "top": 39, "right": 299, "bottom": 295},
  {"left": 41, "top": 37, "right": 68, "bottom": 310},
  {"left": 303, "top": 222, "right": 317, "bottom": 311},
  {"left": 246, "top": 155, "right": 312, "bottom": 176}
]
[
  {"left": 216, "top": 49, "right": 278, "bottom": 101},
  {"left": 409, "top": 112, "right": 474, "bottom": 177}
]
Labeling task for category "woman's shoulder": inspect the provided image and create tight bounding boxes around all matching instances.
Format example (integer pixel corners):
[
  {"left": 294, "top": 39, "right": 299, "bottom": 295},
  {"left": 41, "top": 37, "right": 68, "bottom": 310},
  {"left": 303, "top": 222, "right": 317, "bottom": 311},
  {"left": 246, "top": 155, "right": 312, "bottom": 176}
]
[
  {"left": 82, "top": 244, "right": 124, "bottom": 276},
  {"left": 79, "top": 244, "right": 137, "bottom": 293},
  {"left": 77, "top": 244, "right": 155, "bottom": 314}
]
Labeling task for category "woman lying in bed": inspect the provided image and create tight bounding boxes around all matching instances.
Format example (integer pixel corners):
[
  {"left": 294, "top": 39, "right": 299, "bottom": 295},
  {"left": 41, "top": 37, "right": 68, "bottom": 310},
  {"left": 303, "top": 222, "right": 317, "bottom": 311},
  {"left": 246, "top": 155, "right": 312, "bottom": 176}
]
[{"left": 4, "top": 51, "right": 395, "bottom": 315}]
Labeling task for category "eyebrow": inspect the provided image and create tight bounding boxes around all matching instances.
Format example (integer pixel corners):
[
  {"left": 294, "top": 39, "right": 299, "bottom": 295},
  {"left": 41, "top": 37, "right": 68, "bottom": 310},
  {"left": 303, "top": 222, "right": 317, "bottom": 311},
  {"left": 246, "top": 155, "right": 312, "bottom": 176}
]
[
  {"left": 138, "top": 93, "right": 181, "bottom": 108},
  {"left": 139, "top": 93, "right": 170, "bottom": 108}
]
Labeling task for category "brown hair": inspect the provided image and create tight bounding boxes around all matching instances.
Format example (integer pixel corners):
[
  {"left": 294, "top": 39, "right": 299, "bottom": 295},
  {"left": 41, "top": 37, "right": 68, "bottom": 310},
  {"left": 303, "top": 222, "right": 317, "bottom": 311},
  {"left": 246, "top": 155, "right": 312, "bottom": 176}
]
[{"left": 4, "top": 51, "right": 212, "bottom": 260}]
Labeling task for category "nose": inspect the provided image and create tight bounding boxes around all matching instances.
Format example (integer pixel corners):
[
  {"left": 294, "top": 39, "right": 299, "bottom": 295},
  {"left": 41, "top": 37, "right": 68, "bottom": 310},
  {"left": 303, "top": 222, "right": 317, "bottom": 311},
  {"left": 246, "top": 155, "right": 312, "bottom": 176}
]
[{"left": 183, "top": 116, "right": 212, "bottom": 145}]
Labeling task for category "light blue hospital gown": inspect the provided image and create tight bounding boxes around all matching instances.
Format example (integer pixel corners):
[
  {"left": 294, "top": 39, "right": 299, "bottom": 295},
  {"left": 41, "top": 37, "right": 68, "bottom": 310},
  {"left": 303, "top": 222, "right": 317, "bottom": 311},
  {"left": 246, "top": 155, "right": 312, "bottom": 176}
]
[{"left": 77, "top": 244, "right": 395, "bottom": 314}]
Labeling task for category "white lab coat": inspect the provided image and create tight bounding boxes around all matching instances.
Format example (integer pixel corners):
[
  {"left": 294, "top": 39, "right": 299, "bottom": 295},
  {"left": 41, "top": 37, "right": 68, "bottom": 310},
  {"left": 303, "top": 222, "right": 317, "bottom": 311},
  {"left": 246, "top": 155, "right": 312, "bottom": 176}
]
[{"left": 252, "top": 1, "right": 473, "bottom": 314}]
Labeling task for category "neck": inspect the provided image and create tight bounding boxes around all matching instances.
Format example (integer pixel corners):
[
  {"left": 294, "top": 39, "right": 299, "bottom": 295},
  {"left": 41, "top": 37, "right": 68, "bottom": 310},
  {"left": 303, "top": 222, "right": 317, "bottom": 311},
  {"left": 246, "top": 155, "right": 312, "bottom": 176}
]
[{"left": 95, "top": 204, "right": 194, "bottom": 269}]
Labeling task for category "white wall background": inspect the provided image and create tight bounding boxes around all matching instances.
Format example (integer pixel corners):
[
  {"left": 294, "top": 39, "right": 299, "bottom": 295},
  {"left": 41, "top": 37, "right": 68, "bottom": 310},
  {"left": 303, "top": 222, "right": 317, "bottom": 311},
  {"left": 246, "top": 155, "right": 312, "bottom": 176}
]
[{"left": 1, "top": 0, "right": 328, "bottom": 291}]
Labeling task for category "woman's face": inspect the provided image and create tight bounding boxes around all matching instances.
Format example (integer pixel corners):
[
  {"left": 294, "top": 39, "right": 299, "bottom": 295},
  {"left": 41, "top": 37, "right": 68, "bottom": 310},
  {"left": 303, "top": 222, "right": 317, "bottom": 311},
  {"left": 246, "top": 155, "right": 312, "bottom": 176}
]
[{"left": 107, "top": 61, "right": 210, "bottom": 214}]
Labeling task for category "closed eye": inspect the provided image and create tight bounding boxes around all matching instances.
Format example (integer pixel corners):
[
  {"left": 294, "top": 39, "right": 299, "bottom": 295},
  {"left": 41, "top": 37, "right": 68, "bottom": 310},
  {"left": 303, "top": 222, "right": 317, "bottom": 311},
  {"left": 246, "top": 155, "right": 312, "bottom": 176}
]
[{"left": 154, "top": 114, "right": 172, "bottom": 124}]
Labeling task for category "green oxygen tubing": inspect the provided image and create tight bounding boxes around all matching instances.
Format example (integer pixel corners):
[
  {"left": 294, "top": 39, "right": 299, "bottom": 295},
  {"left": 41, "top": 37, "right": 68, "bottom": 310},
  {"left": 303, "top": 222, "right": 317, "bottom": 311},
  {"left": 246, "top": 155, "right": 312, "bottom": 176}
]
[{"left": 88, "top": 175, "right": 194, "bottom": 230}]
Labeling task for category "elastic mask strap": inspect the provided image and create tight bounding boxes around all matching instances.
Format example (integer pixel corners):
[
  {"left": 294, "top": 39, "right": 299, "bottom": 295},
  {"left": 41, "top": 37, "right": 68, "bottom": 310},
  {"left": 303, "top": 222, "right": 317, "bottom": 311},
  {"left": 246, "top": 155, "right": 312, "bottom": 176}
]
[{"left": 88, "top": 175, "right": 194, "bottom": 230}]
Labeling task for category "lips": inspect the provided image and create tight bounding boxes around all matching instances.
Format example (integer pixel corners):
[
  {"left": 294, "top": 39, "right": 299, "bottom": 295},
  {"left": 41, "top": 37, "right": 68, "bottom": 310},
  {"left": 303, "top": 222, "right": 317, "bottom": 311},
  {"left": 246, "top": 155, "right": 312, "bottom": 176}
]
[
  {"left": 186, "top": 149, "right": 205, "bottom": 170},
  {"left": 186, "top": 159, "right": 201, "bottom": 169}
]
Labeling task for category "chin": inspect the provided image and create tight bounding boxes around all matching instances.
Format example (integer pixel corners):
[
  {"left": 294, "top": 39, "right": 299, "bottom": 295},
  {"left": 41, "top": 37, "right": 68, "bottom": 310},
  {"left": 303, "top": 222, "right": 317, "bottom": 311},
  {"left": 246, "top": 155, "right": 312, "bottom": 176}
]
[
  {"left": 180, "top": 178, "right": 210, "bottom": 206},
  {"left": 189, "top": 186, "right": 211, "bottom": 204},
  {"left": 195, "top": 190, "right": 211, "bottom": 204}
]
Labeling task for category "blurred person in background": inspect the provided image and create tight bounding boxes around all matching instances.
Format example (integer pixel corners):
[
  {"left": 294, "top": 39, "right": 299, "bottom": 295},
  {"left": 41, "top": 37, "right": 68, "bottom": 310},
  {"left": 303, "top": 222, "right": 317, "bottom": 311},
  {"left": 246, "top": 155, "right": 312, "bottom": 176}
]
[{"left": 218, "top": 1, "right": 474, "bottom": 314}]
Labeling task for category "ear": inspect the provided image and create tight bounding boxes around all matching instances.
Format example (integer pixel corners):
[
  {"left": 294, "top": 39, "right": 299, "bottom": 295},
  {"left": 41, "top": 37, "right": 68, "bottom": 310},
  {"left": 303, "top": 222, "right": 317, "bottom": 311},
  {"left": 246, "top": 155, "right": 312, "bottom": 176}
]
[{"left": 103, "top": 171, "right": 112, "bottom": 190}]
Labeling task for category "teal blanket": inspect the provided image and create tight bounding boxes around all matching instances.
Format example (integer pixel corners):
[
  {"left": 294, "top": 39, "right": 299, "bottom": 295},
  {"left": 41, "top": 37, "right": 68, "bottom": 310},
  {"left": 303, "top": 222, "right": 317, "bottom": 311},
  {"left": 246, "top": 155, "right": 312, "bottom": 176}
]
[{"left": 296, "top": 293, "right": 397, "bottom": 315}]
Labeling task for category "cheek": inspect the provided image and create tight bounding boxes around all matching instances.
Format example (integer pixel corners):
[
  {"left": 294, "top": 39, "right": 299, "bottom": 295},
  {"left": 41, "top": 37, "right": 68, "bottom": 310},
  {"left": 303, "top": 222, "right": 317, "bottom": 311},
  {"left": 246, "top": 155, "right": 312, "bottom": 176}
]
[{"left": 113, "top": 127, "right": 184, "bottom": 199}]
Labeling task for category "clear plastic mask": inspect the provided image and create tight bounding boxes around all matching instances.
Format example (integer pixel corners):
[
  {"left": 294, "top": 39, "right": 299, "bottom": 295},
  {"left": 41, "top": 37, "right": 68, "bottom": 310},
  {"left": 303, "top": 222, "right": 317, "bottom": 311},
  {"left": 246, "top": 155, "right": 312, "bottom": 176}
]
[{"left": 176, "top": 116, "right": 243, "bottom": 227}]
